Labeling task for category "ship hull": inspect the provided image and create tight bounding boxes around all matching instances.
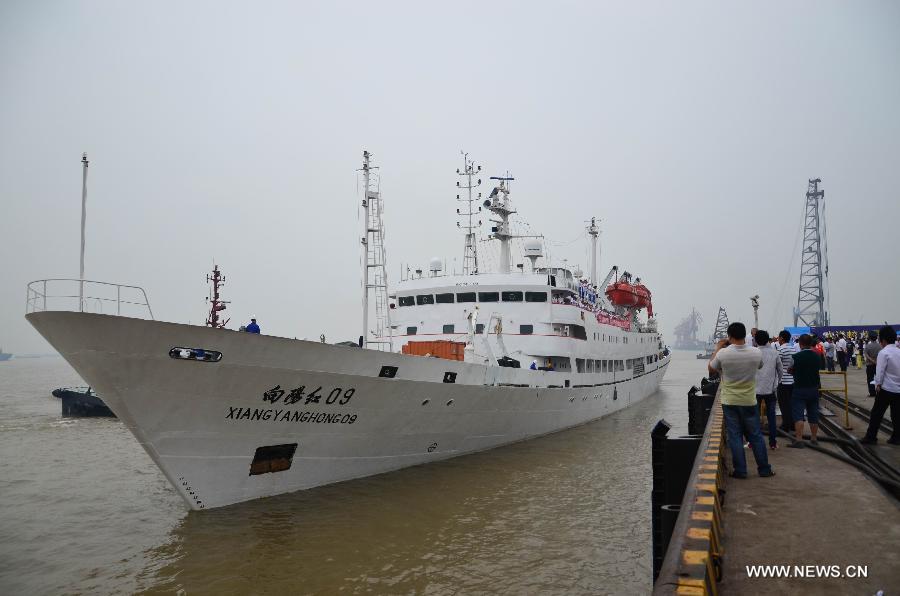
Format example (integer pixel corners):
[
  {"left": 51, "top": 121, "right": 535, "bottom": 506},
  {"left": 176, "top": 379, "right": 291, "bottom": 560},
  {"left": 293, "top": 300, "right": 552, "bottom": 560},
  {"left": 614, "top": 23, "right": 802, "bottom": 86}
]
[{"left": 26, "top": 311, "right": 668, "bottom": 510}]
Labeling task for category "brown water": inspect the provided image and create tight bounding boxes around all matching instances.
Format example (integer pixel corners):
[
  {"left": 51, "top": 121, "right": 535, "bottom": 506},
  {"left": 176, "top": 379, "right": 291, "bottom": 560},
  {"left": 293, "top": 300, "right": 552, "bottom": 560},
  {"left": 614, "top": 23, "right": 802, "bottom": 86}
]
[{"left": 0, "top": 352, "right": 705, "bottom": 595}]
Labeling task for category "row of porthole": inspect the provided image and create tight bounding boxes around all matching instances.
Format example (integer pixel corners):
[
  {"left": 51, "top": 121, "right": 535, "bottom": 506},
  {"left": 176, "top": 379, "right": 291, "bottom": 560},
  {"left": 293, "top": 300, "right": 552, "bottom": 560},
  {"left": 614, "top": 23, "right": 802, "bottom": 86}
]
[
  {"left": 420, "top": 392, "right": 617, "bottom": 407},
  {"left": 422, "top": 399, "right": 454, "bottom": 406}
]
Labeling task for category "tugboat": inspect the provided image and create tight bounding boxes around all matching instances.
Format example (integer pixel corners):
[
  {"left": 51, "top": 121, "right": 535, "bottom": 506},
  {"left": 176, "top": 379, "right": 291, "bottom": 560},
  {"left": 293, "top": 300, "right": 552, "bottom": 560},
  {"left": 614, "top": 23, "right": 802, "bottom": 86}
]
[
  {"left": 26, "top": 151, "right": 670, "bottom": 510},
  {"left": 52, "top": 386, "right": 115, "bottom": 417}
]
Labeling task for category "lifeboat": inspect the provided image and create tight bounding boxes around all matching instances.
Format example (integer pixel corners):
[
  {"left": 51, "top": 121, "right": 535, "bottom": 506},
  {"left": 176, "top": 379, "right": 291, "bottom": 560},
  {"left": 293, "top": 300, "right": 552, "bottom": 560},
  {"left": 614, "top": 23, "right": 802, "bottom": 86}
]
[{"left": 605, "top": 281, "right": 654, "bottom": 317}]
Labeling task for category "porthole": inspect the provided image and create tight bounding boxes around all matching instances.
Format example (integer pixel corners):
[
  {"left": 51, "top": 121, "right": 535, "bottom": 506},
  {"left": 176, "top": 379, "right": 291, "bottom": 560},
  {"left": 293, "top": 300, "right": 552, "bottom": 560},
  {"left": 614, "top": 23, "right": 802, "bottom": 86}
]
[{"left": 422, "top": 399, "right": 430, "bottom": 406}]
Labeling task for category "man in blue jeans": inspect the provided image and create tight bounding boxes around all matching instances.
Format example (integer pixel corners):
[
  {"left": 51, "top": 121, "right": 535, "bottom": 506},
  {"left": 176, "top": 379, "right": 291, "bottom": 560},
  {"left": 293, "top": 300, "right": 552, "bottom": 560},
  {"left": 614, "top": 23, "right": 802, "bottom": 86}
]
[
  {"left": 788, "top": 333, "right": 821, "bottom": 446},
  {"left": 709, "top": 322, "right": 775, "bottom": 479}
]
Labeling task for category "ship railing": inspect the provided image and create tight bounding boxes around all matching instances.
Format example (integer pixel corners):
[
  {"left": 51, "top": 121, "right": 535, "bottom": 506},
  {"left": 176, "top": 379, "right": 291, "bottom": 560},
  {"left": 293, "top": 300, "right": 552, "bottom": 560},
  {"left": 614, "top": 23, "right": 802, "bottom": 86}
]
[{"left": 26, "top": 279, "right": 154, "bottom": 320}]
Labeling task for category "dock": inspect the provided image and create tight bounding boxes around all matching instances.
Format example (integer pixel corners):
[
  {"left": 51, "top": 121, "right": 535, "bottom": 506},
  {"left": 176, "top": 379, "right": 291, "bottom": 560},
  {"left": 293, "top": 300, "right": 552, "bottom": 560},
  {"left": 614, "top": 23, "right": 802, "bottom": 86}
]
[{"left": 654, "top": 365, "right": 900, "bottom": 595}]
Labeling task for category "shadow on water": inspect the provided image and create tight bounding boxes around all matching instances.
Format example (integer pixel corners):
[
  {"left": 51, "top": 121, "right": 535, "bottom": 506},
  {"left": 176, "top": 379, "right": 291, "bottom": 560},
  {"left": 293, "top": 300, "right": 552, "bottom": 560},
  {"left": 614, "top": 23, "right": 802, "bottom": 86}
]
[{"left": 139, "top": 353, "right": 706, "bottom": 596}]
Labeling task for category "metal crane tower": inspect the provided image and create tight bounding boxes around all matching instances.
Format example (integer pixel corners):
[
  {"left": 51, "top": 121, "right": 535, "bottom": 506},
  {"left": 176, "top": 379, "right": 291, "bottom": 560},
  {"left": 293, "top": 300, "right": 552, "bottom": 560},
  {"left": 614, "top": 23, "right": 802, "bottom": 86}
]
[
  {"left": 712, "top": 307, "right": 729, "bottom": 342},
  {"left": 793, "top": 178, "right": 829, "bottom": 327}
]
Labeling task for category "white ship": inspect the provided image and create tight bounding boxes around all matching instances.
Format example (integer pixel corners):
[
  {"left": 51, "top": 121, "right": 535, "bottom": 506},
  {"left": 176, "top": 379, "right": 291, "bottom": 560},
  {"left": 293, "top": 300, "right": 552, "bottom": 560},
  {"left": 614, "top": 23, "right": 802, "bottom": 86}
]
[{"left": 25, "top": 151, "right": 669, "bottom": 510}]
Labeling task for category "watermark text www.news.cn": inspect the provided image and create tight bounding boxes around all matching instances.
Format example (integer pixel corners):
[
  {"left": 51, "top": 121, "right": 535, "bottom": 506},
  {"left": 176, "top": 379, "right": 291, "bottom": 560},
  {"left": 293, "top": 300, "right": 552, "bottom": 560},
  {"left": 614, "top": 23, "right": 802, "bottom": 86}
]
[{"left": 746, "top": 565, "right": 868, "bottom": 579}]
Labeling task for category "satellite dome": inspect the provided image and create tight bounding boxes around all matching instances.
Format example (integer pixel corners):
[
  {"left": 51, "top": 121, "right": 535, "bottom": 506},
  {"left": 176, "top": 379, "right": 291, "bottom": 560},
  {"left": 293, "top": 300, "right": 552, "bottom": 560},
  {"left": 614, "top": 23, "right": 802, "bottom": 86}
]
[{"left": 523, "top": 239, "right": 543, "bottom": 257}]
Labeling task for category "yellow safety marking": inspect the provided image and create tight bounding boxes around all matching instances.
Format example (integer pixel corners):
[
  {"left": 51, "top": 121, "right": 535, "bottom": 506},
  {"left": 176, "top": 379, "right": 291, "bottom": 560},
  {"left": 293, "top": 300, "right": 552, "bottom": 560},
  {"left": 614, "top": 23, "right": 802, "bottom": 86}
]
[
  {"left": 696, "top": 496, "right": 715, "bottom": 505},
  {"left": 703, "top": 456, "right": 718, "bottom": 462},
  {"left": 692, "top": 511, "right": 713, "bottom": 521},
  {"left": 696, "top": 483, "right": 717, "bottom": 493},
  {"left": 677, "top": 578, "right": 707, "bottom": 588},
  {"left": 687, "top": 527, "right": 710, "bottom": 540},
  {"left": 675, "top": 585, "right": 705, "bottom": 595},
  {"left": 683, "top": 550, "right": 709, "bottom": 565},
  {"left": 700, "top": 464, "right": 717, "bottom": 471},
  {"left": 698, "top": 473, "right": 716, "bottom": 480}
]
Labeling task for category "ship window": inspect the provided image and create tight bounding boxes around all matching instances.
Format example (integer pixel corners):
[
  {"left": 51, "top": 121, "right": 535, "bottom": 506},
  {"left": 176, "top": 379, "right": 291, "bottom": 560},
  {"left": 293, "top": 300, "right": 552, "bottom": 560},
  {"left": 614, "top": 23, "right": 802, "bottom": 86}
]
[
  {"left": 457, "top": 292, "right": 476, "bottom": 303},
  {"left": 476, "top": 323, "right": 485, "bottom": 334},
  {"left": 416, "top": 294, "right": 435, "bottom": 305},
  {"left": 249, "top": 443, "right": 297, "bottom": 476},
  {"left": 502, "top": 291, "right": 523, "bottom": 302},
  {"left": 571, "top": 325, "right": 587, "bottom": 340},
  {"left": 520, "top": 324, "right": 533, "bottom": 335},
  {"left": 435, "top": 293, "right": 455, "bottom": 304},
  {"left": 478, "top": 292, "right": 499, "bottom": 302},
  {"left": 442, "top": 324, "right": 455, "bottom": 334},
  {"left": 398, "top": 296, "right": 414, "bottom": 307},
  {"left": 407, "top": 326, "right": 417, "bottom": 335},
  {"left": 627, "top": 360, "right": 633, "bottom": 369},
  {"left": 601, "top": 360, "right": 608, "bottom": 372},
  {"left": 525, "top": 291, "right": 548, "bottom": 302}
]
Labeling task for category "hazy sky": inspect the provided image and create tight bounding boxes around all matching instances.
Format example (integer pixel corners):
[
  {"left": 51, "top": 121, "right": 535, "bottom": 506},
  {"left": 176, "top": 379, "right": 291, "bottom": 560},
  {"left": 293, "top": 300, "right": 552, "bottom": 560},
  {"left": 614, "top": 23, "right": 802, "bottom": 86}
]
[{"left": 2, "top": 1, "right": 898, "bottom": 353}]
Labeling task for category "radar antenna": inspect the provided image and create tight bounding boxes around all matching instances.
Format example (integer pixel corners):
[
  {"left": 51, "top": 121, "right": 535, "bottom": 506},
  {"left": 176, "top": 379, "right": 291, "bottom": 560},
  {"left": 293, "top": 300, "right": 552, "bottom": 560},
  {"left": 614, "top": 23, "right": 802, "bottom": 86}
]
[{"left": 359, "top": 150, "right": 392, "bottom": 351}]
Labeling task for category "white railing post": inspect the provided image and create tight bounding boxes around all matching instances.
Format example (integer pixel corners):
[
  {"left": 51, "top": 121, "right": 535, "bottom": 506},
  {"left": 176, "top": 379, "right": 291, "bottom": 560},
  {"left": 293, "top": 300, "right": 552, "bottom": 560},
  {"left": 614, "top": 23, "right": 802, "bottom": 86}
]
[
  {"left": 43, "top": 280, "right": 47, "bottom": 311},
  {"left": 117, "top": 285, "right": 121, "bottom": 315}
]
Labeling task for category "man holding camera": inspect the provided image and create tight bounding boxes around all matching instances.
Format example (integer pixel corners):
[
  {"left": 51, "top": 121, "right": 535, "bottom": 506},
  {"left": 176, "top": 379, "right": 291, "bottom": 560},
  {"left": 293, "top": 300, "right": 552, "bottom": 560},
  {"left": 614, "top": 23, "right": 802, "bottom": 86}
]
[{"left": 709, "top": 322, "right": 774, "bottom": 479}]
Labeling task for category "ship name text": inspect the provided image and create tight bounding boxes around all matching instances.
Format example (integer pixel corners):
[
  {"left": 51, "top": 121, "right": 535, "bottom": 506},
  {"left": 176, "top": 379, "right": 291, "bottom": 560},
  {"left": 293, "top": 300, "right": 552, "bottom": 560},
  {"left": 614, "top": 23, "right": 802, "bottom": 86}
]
[{"left": 226, "top": 407, "right": 358, "bottom": 425}]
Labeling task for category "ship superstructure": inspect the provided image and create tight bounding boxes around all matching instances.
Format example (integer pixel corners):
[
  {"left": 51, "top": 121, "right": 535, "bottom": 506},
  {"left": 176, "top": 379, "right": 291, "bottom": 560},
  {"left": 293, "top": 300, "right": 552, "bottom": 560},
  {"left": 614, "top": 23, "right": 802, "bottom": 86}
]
[{"left": 25, "top": 151, "right": 669, "bottom": 510}]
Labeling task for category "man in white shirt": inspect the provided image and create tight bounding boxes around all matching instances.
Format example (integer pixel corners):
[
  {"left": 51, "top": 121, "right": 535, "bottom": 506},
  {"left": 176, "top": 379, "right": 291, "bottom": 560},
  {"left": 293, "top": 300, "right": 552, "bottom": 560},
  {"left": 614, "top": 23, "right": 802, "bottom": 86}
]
[
  {"left": 861, "top": 326, "right": 900, "bottom": 445},
  {"left": 835, "top": 334, "right": 849, "bottom": 372},
  {"left": 823, "top": 337, "right": 836, "bottom": 372},
  {"left": 709, "top": 322, "right": 774, "bottom": 478},
  {"left": 755, "top": 331, "right": 783, "bottom": 448}
]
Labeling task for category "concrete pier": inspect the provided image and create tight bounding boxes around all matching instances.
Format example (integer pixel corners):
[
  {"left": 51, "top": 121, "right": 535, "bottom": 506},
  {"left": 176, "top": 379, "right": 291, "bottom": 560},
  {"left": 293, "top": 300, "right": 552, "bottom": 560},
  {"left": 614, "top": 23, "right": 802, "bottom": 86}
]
[{"left": 654, "top": 366, "right": 900, "bottom": 595}]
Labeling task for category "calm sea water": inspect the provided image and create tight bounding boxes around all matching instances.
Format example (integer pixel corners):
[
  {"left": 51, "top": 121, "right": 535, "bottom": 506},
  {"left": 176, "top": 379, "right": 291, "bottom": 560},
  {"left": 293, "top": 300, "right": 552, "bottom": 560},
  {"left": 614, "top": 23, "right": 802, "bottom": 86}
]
[{"left": 0, "top": 352, "right": 705, "bottom": 595}]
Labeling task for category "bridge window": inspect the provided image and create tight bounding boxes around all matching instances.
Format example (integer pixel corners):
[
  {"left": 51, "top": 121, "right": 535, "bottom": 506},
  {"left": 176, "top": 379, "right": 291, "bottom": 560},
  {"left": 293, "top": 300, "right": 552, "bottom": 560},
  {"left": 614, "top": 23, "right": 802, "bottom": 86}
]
[
  {"left": 519, "top": 324, "right": 533, "bottom": 335},
  {"left": 571, "top": 325, "right": 587, "bottom": 340},
  {"left": 457, "top": 292, "right": 476, "bottom": 303},
  {"left": 525, "top": 291, "right": 547, "bottom": 302},
  {"left": 436, "top": 293, "right": 454, "bottom": 304},
  {"left": 398, "top": 296, "right": 414, "bottom": 307},
  {"left": 502, "top": 291, "right": 523, "bottom": 302},
  {"left": 406, "top": 326, "right": 417, "bottom": 335},
  {"left": 442, "top": 324, "right": 455, "bottom": 334},
  {"left": 478, "top": 292, "right": 499, "bottom": 302},
  {"left": 416, "top": 294, "right": 435, "bottom": 305}
]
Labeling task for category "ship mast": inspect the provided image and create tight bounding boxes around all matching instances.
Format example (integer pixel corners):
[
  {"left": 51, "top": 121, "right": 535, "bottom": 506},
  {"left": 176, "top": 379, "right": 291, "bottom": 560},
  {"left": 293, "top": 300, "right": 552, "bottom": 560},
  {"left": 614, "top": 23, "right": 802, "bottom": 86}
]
[
  {"left": 359, "top": 151, "right": 392, "bottom": 351},
  {"left": 484, "top": 176, "right": 516, "bottom": 273},
  {"left": 205, "top": 264, "right": 230, "bottom": 328},
  {"left": 587, "top": 217, "right": 600, "bottom": 285},
  {"left": 456, "top": 152, "right": 482, "bottom": 275},
  {"left": 79, "top": 153, "right": 88, "bottom": 312}
]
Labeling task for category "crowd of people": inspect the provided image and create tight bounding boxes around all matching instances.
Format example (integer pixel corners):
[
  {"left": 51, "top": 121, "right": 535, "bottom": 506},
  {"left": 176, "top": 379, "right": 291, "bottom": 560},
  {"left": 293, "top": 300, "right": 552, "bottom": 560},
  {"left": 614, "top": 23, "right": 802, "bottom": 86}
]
[{"left": 708, "top": 323, "right": 900, "bottom": 479}]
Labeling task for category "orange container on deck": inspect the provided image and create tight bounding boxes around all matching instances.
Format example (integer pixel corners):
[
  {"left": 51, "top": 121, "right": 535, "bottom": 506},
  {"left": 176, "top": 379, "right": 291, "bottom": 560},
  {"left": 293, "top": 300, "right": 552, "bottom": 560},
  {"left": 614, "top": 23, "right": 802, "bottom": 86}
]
[{"left": 401, "top": 340, "right": 466, "bottom": 361}]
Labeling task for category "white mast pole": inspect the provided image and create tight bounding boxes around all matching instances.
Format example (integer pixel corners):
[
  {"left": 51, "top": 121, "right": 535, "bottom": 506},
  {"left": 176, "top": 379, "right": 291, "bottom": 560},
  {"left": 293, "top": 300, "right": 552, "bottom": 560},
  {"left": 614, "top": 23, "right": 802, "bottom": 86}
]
[
  {"left": 79, "top": 152, "right": 89, "bottom": 312},
  {"left": 588, "top": 217, "right": 599, "bottom": 284},
  {"left": 361, "top": 151, "right": 371, "bottom": 348}
]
